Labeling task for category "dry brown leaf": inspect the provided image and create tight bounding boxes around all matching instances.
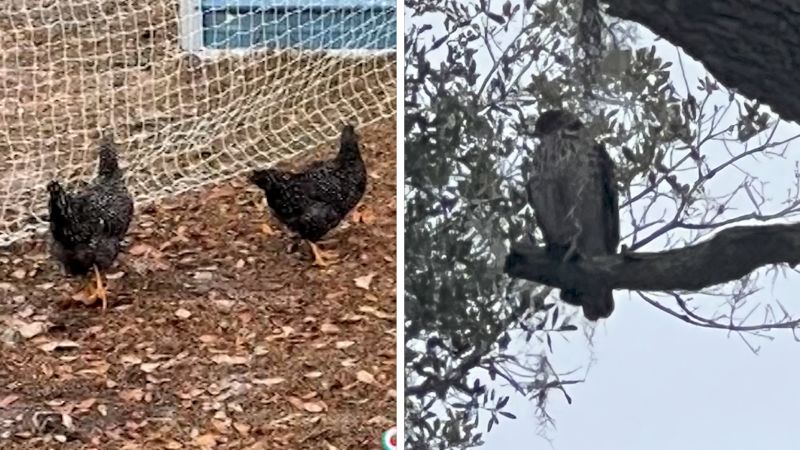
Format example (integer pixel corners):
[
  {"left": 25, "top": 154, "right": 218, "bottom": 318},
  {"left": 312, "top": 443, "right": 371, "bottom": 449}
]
[
  {"left": 75, "top": 398, "right": 97, "bottom": 411},
  {"left": 302, "top": 401, "right": 326, "bottom": 413},
  {"left": 85, "top": 325, "right": 104, "bottom": 335},
  {"left": 119, "top": 389, "right": 145, "bottom": 402},
  {"left": 120, "top": 354, "right": 143, "bottom": 365},
  {"left": 39, "top": 340, "right": 79, "bottom": 353},
  {"left": 352, "top": 208, "right": 376, "bottom": 224},
  {"left": 174, "top": 308, "right": 192, "bottom": 319},
  {"left": 252, "top": 346, "right": 268, "bottom": 356},
  {"left": 358, "top": 306, "right": 393, "bottom": 320},
  {"left": 300, "top": 392, "right": 318, "bottom": 400},
  {"left": 233, "top": 422, "right": 251, "bottom": 436},
  {"left": 367, "top": 415, "right": 393, "bottom": 425},
  {"left": 335, "top": 341, "right": 355, "bottom": 349},
  {"left": 17, "top": 306, "right": 34, "bottom": 318},
  {"left": 252, "top": 377, "right": 286, "bottom": 386},
  {"left": 325, "top": 290, "right": 347, "bottom": 300},
  {"left": 356, "top": 370, "right": 377, "bottom": 385},
  {"left": 178, "top": 388, "right": 205, "bottom": 400},
  {"left": 341, "top": 314, "right": 366, "bottom": 322},
  {"left": 164, "top": 441, "right": 183, "bottom": 449},
  {"left": 140, "top": 362, "right": 161, "bottom": 373},
  {"left": 354, "top": 273, "right": 376, "bottom": 290},
  {"left": 320, "top": 323, "right": 340, "bottom": 334},
  {"left": 128, "top": 244, "right": 154, "bottom": 257},
  {"left": 211, "top": 419, "right": 230, "bottom": 434},
  {"left": 211, "top": 354, "right": 249, "bottom": 365},
  {"left": 286, "top": 396, "right": 304, "bottom": 410},
  {"left": 0, "top": 394, "right": 19, "bottom": 408},
  {"left": 194, "top": 271, "right": 213, "bottom": 281},
  {"left": 194, "top": 433, "right": 218, "bottom": 449},
  {"left": 107, "top": 271, "right": 125, "bottom": 280},
  {"left": 17, "top": 321, "right": 46, "bottom": 339},
  {"left": 304, "top": 371, "right": 323, "bottom": 379}
]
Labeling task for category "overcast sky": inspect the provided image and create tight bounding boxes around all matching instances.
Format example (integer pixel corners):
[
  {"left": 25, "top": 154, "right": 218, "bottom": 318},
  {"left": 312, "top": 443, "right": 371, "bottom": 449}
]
[
  {"left": 481, "top": 23, "right": 800, "bottom": 450},
  {"left": 407, "top": 6, "right": 800, "bottom": 450}
]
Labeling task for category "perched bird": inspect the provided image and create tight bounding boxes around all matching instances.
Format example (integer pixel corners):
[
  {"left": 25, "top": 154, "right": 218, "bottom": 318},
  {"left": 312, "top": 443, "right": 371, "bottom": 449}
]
[
  {"left": 526, "top": 110, "right": 620, "bottom": 320},
  {"left": 47, "top": 133, "right": 134, "bottom": 309},
  {"left": 250, "top": 124, "right": 367, "bottom": 267}
]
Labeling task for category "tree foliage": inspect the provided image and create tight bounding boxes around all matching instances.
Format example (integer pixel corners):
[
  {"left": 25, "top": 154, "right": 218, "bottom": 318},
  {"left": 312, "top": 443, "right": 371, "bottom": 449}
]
[{"left": 404, "top": 0, "right": 800, "bottom": 448}]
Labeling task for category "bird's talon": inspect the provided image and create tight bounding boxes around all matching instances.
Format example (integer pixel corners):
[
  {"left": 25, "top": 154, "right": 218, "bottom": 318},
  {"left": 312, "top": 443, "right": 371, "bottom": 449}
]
[
  {"left": 70, "top": 287, "right": 93, "bottom": 304},
  {"left": 309, "top": 242, "right": 338, "bottom": 267},
  {"left": 260, "top": 222, "right": 277, "bottom": 236}
]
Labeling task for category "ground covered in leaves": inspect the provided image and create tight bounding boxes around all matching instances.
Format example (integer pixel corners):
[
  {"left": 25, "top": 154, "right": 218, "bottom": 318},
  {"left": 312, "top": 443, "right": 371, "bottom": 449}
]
[{"left": 0, "top": 122, "right": 397, "bottom": 449}]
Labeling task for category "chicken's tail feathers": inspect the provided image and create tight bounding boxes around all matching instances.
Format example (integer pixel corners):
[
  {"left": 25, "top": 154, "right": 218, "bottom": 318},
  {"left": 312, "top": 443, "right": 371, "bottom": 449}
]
[
  {"left": 47, "top": 181, "right": 67, "bottom": 210},
  {"left": 340, "top": 123, "right": 357, "bottom": 140},
  {"left": 339, "top": 123, "right": 360, "bottom": 156},
  {"left": 97, "top": 131, "right": 121, "bottom": 179},
  {"left": 46, "top": 180, "right": 74, "bottom": 240},
  {"left": 560, "top": 289, "right": 614, "bottom": 321},
  {"left": 47, "top": 180, "right": 63, "bottom": 195},
  {"left": 249, "top": 169, "right": 281, "bottom": 191}
]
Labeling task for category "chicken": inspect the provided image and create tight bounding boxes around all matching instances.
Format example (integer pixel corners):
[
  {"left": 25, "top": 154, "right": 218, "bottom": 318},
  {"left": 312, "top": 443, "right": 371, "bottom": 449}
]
[
  {"left": 47, "top": 133, "right": 134, "bottom": 309},
  {"left": 249, "top": 124, "right": 367, "bottom": 267}
]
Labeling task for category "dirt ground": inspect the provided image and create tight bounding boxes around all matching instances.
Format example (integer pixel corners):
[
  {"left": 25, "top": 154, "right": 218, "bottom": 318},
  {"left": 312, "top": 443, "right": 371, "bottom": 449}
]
[{"left": 0, "top": 121, "right": 397, "bottom": 449}]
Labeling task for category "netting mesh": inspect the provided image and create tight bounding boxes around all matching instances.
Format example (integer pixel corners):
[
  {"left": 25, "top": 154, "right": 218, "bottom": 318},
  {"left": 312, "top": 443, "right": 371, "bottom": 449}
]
[{"left": 0, "top": 0, "right": 396, "bottom": 246}]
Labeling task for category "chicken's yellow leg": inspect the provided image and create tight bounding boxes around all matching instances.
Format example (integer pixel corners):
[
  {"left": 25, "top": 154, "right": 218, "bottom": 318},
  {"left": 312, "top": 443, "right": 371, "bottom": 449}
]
[
  {"left": 260, "top": 221, "right": 277, "bottom": 236},
  {"left": 70, "top": 278, "right": 93, "bottom": 303},
  {"left": 91, "top": 265, "right": 108, "bottom": 310},
  {"left": 258, "top": 198, "right": 278, "bottom": 237},
  {"left": 308, "top": 241, "right": 338, "bottom": 267}
]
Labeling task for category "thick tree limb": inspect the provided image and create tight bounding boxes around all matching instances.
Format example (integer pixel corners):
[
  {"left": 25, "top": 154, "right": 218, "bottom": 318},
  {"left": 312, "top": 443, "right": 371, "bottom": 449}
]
[
  {"left": 603, "top": 0, "right": 800, "bottom": 123},
  {"left": 504, "top": 223, "right": 800, "bottom": 292}
]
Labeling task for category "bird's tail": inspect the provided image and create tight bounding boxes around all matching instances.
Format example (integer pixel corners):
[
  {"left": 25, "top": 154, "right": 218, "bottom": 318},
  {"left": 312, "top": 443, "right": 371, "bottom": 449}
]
[
  {"left": 337, "top": 124, "right": 360, "bottom": 160},
  {"left": 249, "top": 169, "right": 282, "bottom": 192},
  {"left": 47, "top": 181, "right": 76, "bottom": 243},
  {"left": 560, "top": 288, "right": 614, "bottom": 321},
  {"left": 97, "top": 132, "right": 121, "bottom": 179}
]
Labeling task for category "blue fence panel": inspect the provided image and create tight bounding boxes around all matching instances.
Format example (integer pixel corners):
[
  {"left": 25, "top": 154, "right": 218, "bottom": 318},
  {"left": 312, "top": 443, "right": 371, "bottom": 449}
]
[{"left": 200, "top": 0, "right": 396, "bottom": 50}]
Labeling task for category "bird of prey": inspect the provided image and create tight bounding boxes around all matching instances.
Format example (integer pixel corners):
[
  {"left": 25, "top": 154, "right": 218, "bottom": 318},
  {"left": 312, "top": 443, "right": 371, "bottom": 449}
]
[{"left": 526, "top": 109, "right": 620, "bottom": 320}]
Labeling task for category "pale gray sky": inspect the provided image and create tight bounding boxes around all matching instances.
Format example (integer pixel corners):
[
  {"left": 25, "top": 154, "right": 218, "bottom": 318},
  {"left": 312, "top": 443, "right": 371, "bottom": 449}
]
[
  {"left": 480, "top": 25, "right": 800, "bottom": 450},
  {"left": 407, "top": 6, "right": 800, "bottom": 450}
]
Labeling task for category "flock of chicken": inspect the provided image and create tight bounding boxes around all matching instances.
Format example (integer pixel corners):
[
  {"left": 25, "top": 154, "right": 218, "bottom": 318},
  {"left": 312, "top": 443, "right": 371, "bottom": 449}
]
[{"left": 46, "top": 124, "right": 367, "bottom": 309}]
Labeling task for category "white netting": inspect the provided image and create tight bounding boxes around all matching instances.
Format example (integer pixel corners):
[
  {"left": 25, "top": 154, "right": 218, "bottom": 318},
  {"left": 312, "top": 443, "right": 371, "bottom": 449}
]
[{"left": 0, "top": 0, "right": 396, "bottom": 246}]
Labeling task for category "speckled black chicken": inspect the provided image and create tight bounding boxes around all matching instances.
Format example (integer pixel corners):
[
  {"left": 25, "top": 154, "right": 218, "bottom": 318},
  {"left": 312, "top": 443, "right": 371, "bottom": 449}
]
[
  {"left": 47, "top": 133, "right": 134, "bottom": 309},
  {"left": 249, "top": 124, "right": 366, "bottom": 267}
]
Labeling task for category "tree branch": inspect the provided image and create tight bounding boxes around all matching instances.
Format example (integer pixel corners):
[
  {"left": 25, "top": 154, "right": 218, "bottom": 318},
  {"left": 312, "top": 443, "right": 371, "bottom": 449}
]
[
  {"left": 504, "top": 223, "right": 800, "bottom": 292},
  {"left": 603, "top": 0, "right": 800, "bottom": 123}
]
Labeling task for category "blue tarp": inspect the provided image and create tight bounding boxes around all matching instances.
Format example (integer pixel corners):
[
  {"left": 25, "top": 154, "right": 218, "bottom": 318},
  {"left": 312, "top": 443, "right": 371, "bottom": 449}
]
[
  {"left": 200, "top": 0, "right": 396, "bottom": 50},
  {"left": 201, "top": 0, "right": 395, "bottom": 9}
]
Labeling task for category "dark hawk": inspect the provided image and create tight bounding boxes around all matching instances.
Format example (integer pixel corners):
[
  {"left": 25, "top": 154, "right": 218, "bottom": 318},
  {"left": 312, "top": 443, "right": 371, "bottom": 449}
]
[{"left": 526, "top": 110, "right": 620, "bottom": 320}]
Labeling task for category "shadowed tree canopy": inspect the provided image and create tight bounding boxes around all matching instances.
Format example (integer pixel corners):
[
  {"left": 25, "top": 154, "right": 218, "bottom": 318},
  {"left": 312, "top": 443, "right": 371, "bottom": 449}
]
[{"left": 603, "top": 0, "right": 800, "bottom": 124}]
